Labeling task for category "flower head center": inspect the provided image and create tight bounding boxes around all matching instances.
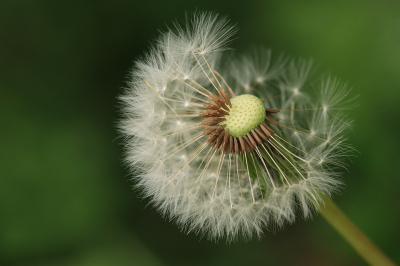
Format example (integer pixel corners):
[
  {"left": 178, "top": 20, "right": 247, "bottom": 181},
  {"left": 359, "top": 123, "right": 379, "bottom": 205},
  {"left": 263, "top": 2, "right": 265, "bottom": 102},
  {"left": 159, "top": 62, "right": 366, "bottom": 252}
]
[{"left": 219, "top": 94, "right": 266, "bottom": 137}]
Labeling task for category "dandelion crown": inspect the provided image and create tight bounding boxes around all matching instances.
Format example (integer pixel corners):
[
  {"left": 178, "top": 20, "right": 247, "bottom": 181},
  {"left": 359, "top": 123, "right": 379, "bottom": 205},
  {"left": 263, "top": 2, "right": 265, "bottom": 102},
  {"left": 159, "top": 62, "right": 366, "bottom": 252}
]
[{"left": 120, "top": 12, "right": 352, "bottom": 241}]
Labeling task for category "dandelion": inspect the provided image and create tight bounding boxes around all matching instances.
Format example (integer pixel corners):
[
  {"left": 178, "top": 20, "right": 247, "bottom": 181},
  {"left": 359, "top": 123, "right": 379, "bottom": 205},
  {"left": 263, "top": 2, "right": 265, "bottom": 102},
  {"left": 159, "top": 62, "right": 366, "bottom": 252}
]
[
  {"left": 119, "top": 12, "right": 395, "bottom": 266},
  {"left": 120, "top": 12, "right": 351, "bottom": 239}
]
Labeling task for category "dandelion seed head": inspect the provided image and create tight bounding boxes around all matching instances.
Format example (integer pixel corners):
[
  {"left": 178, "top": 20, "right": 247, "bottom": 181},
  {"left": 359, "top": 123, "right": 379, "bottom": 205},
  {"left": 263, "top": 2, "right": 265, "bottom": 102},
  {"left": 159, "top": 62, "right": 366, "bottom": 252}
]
[{"left": 119, "top": 12, "right": 354, "bottom": 242}]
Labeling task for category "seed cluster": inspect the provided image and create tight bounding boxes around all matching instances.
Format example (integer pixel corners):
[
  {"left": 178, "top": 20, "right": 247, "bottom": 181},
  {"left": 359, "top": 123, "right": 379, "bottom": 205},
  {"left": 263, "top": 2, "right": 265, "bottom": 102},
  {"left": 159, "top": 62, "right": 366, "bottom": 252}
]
[{"left": 199, "top": 90, "right": 280, "bottom": 153}]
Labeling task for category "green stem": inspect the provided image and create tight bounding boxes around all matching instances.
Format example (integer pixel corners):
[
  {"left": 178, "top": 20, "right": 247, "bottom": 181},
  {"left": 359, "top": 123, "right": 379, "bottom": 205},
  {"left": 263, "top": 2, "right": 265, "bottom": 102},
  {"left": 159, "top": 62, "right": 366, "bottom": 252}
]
[{"left": 320, "top": 197, "right": 396, "bottom": 266}]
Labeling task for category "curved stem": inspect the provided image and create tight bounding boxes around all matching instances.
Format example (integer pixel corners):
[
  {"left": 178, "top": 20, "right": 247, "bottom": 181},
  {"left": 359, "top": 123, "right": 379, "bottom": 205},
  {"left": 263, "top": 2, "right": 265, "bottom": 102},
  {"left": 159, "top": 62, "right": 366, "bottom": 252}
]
[{"left": 320, "top": 197, "right": 396, "bottom": 266}]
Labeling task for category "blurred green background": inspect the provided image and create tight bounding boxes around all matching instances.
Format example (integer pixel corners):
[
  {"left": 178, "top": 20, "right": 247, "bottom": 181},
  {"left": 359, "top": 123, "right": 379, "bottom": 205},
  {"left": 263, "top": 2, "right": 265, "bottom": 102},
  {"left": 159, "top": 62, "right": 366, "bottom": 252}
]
[{"left": 1, "top": 0, "right": 399, "bottom": 265}]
